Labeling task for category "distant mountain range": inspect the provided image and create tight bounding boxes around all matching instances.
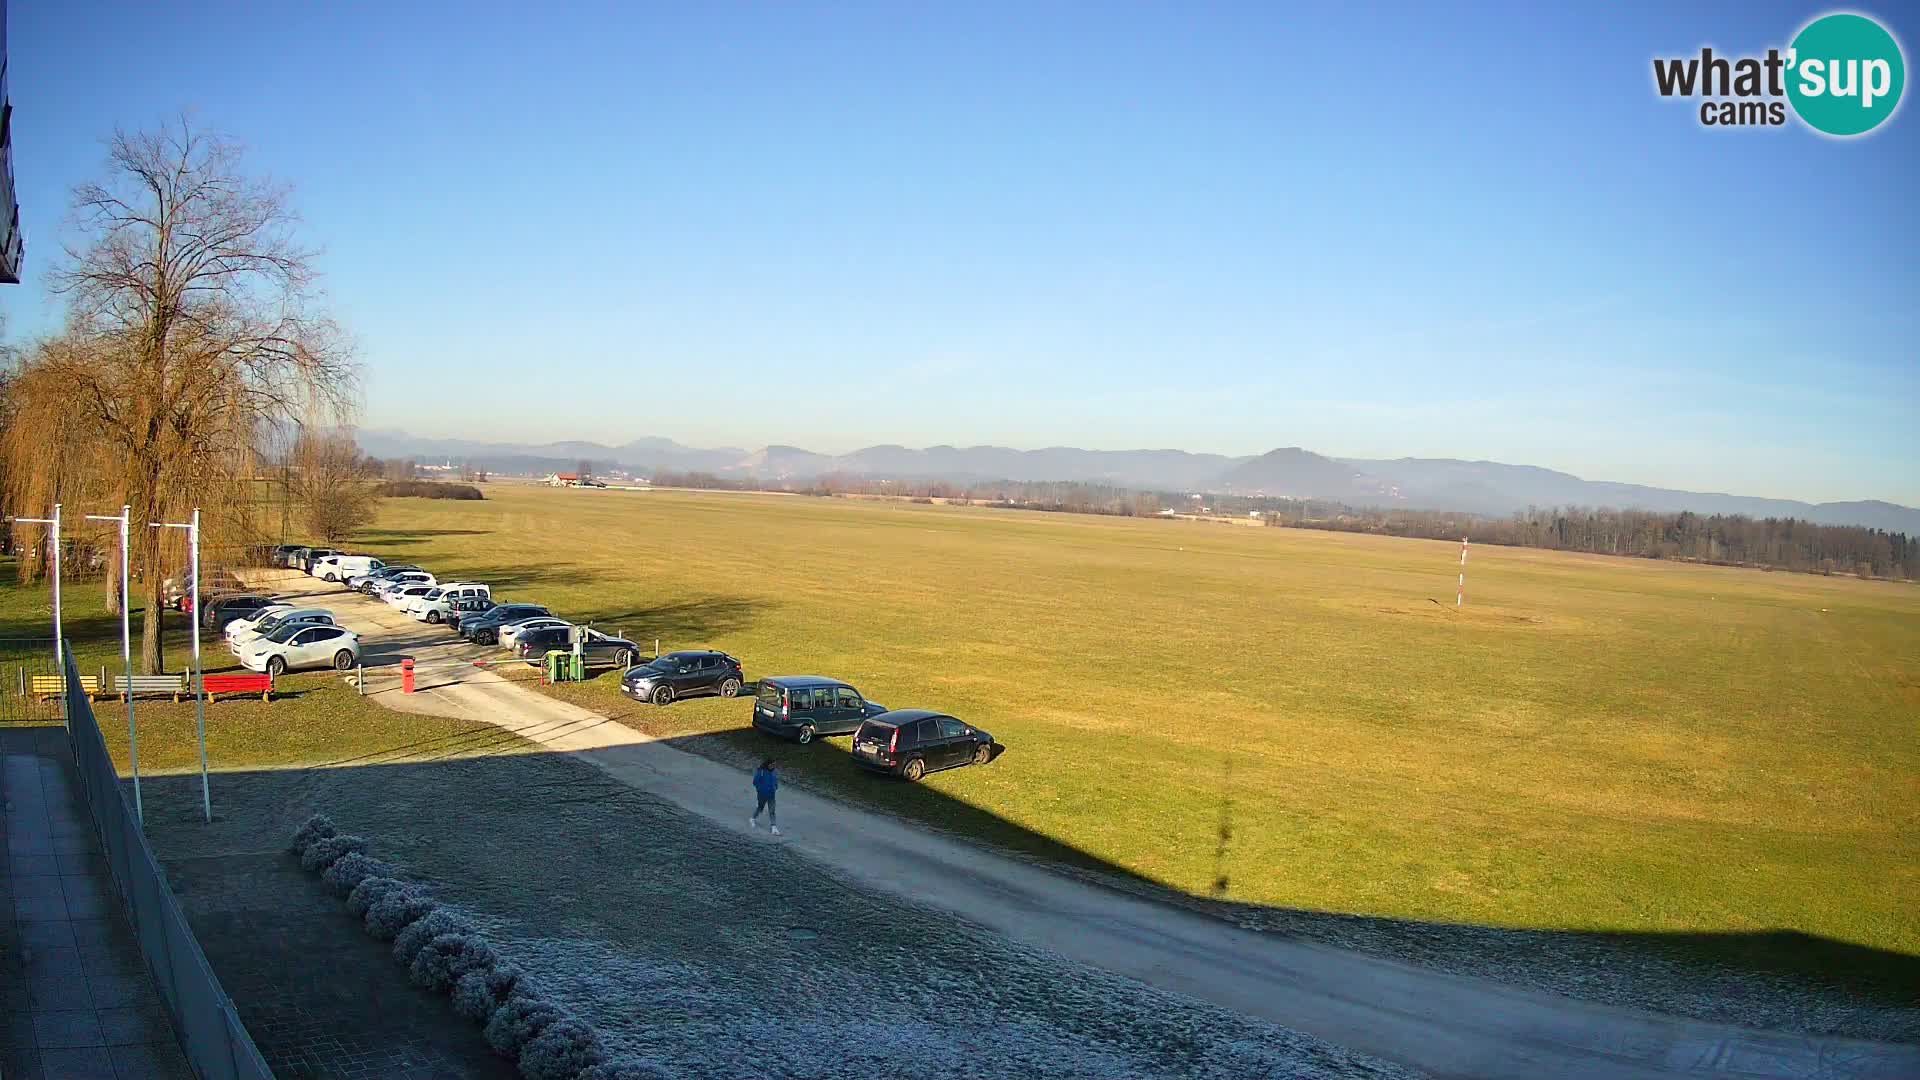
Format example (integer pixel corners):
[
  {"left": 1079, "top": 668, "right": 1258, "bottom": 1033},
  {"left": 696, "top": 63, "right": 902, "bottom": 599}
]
[{"left": 355, "top": 428, "right": 1920, "bottom": 533}]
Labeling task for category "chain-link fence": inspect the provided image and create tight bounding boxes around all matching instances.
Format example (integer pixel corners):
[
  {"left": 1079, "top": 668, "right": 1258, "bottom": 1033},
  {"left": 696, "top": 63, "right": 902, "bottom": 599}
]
[
  {"left": 59, "top": 645, "right": 277, "bottom": 1080},
  {"left": 0, "top": 637, "right": 71, "bottom": 724}
]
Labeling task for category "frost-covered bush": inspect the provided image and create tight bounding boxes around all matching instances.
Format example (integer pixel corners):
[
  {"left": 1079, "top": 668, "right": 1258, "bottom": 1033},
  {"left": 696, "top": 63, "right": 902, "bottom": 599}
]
[
  {"left": 483, "top": 993, "right": 567, "bottom": 1059},
  {"left": 346, "top": 875, "right": 405, "bottom": 919},
  {"left": 364, "top": 887, "right": 437, "bottom": 941},
  {"left": 288, "top": 814, "right": 337, "bottom": 855},
  {"left": 578, "top": 1059, "right": 674, "bottom": 1080},
  {"left": 393, "top": 909, "right": 475, "bottom": 966},
  {"left": 321, "top": 853, "right": 393, "bottom": 897},
  {"left": 410, "top": 932, "right": 499, "bottom": 993},
  {"left": 517, "top": 1017, "right": 606, "bottom": 1080},
  {"left": 453, "top": 964, "right": 524, "bottom": 1022},
  {"left": 298, "top": 834, "right": 368, "bottom": 873}
]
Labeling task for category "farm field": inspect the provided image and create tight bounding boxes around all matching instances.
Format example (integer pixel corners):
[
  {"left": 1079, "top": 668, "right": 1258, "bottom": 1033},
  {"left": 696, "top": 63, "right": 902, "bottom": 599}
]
[{"left": 333, "top": 484, "right": 1919, "bottom": 1001}]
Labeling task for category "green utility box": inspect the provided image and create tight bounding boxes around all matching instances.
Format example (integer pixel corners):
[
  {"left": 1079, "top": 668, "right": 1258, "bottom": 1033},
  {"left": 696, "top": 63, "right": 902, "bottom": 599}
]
[{"left": 544, "top": 650, "right": 584, "bottom": 683}]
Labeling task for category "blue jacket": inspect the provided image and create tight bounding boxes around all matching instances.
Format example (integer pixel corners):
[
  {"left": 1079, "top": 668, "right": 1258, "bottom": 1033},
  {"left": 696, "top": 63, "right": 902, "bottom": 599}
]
[{"left": 753, "top": 767, "right": 778, "bottom": 798}]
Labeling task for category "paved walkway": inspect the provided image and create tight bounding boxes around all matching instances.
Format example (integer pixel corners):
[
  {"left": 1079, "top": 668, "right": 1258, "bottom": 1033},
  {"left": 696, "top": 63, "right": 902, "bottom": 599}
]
[
  {"left": 2, "top": 724, "right": 192, "bottom": 1080},
  {"left": 264, "top": 570, "right": 1920, "bottom": 1080}
]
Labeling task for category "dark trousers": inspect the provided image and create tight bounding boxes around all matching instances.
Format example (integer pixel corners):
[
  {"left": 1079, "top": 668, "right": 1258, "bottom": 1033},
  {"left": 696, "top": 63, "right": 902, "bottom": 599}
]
[{"left": 754, "top": 793, "right": 776, "bottom": 825}]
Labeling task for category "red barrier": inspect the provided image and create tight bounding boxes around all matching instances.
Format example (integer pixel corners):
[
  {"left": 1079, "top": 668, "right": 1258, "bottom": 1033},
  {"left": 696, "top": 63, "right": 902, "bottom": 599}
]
[{"left": 401, "top": 657, "right": 415, "bottom": 694}]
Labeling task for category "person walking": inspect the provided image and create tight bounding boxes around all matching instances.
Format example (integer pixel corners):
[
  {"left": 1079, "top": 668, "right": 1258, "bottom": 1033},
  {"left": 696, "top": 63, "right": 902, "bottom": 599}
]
[{"left": 750, "top": 758, "right": 780, "bottom": 835}]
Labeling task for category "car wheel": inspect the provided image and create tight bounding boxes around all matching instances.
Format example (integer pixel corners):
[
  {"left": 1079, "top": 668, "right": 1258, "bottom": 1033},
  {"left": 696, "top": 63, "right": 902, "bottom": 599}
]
[
  {"left": 615, "top": 648, "right": 633, "bottom": 667},
  {"left": 426, "top": 611, "right": 441, "bottom": 624},
  {"left": 651, "top": 685, "right": 674, "bottom": 706},
  {"left": 901, "top": 757, "right": 926, "bottom": 783},
  {"left": 334, "top": 650, "right": 355, "bottom": 671},
  {"left": 266, "top": 655, "right": 287, "bottom": 678},
  {"left": 719, "top": 677, "right": 742, "bottom": 698},
  {"left": 972, "top": 743, "right": 992, "bottom": 767},
  {"left": 324, "top": 572, "right": 336, "bottom": 582},
  {"left": 797, "top": 724, "right": 815, "bottom": 745}
]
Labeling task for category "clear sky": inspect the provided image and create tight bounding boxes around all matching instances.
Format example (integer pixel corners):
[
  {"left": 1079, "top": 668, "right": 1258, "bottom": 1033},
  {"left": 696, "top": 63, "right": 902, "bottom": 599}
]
[{"left": 4, "top": 1, "right": 1915, "bottom": 504}]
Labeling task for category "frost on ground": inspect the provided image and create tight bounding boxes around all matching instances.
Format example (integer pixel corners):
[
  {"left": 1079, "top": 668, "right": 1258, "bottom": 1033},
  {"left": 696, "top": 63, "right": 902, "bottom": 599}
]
[{"left": 151, "top": 740, "right": 1421, "bottom": 1080}]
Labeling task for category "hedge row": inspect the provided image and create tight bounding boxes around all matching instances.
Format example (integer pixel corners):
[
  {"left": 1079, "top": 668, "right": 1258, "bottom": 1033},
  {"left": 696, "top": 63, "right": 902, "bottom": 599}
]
[{"left": 289, "top": 814, "right": 669, "bottom": 1080}]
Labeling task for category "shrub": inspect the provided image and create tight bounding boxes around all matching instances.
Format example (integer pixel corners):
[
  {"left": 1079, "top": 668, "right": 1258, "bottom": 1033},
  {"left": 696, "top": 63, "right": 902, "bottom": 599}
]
[
  {"left": 375, "top": 480, "right": 484, "bottom": 500},
  {"left": 578, "top": 1060, "right": 674, "bottom": 1080},
  {"left": 483, "top": 993, "right": 566, "bottom": 1059},
  {"left": 364, "top": 887, "right": 437, "bottom": 941},
  {"left": 321, "top": 853, "right": 393, "bottom": 897},
  {"left": 299, "top": 834, "right": 369, "bottom": 873},
  {"left": 393, "top": 909, "right": 475, "bottom": 966},
  {"left": 346, "top": 875, "right": 405, "bottom": 918},
  {"left": 410, "top": 932, "right": 499, "bottom": 993},
  {"left": 288, "top": 814, "right": 337, "bottom": 855},
  {"left": 453, "top": 964, "right": 524, "bottom": 1023},
  {"left": 517, "top": 1017, "right": 607, "bottom": 1080}
]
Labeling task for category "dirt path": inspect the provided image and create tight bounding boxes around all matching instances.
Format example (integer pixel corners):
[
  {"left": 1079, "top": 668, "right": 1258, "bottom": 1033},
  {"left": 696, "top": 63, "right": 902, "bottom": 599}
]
[{"left": 257, "top": 571, "right": 1920, "bottom": 1080}]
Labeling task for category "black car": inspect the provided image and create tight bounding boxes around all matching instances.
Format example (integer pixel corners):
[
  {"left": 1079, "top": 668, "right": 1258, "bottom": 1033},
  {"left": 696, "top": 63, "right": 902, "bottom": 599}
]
[
  {"left": 620, "top": 651, "right": 744, "bottom": 705},
  {"left": 354, "top": 564, "right": 421, "bottom": 593},
  {"left": 270, "top": 544, "right": 302, "bottom": 568},
  {"left": 445, "top": 596, "right": 495, "bottom": 632},
  {"left": 201, "top": 593, "right": 274, "bottom": 632},
  {"left": 460, "top": 603, "right": 552, "bottom": 645},
  {"left": 852, "top": 710, "right": 999, "bottom": 782},
  {"left": 753, "top": 677, "right": 887, "bottom": 743},
  {"left": 512, "top": 626, "right": 644, "bottom": 668}
]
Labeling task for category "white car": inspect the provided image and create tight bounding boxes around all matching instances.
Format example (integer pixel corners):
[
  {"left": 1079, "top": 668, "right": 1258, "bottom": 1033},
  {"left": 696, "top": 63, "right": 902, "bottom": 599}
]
[
  {"left": 406, "top": 583, "right": 491, "bottom": 624},
  {"left": 498, "top": 616, "right": 570, "bottom": 649},
  {"left": 384, "top": 583, "right": 438, "bottom": 609},
  {"left": 239, "top": 623, "right": 362, "bottom": 676},
  {"left": 312, "top": 554, "right": 384, "bottom": 583},
  {"left": 229, "top": 608, "right": 335, "bottom": 654},
  {"left": 224, "top": 603, "right": 293, "bottom": 638},
  {"left": 374, "top": 572, "right": 436, "bottom": 599}
]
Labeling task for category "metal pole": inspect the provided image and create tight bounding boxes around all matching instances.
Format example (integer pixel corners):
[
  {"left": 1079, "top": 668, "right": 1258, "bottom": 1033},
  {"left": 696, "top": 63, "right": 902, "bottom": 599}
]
[
  {"left": 1457, "top": 537, "right": 1469, "bottom": 608},
  {"left": 51, "top": 504, "right": 63, "bottom": 672},
  {"left": 88, "top": 507, "right": 141, "bottom": 824},
  {"left": 191, "top": 507, "right": 208, "bottom": 822}
]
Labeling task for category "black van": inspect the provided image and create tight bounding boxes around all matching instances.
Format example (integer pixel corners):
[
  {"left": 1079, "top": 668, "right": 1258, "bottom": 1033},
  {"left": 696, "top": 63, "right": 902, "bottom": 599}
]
[
  {"left": 851, "top": 709, "right": 999, "bottom": 782},
  {"left": 753, "top": 676, "right": 887, "bottom": 743}
]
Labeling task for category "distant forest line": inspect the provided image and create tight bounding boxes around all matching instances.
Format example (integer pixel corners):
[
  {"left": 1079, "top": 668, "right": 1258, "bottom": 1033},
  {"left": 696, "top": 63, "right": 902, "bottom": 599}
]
[{"left": 648, "top": 470, "right": 1918, "bottom": 582}]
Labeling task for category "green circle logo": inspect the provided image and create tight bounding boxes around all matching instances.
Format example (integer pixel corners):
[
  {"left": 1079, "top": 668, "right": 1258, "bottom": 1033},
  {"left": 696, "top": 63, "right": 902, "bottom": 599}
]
[{"left": 1787, "top": 13, "right": 1906, "bottom": 136}]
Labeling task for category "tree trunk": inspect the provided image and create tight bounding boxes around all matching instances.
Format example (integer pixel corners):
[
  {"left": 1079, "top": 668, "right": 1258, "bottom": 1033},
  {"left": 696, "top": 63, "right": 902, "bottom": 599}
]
[{"left": 137, "top": 521, "right": 167, "bottom": 674}]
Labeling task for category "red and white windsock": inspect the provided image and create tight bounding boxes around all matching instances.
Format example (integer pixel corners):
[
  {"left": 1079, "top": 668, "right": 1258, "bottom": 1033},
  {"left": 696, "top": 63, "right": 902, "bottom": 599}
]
[{"left": 1457, "top": 537, "right": 1469, "bottom": 607}]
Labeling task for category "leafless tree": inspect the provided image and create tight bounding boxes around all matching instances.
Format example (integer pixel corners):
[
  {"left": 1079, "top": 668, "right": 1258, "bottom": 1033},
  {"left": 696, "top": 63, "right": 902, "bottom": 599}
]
[
  {"left": 294, "top": 431, "right": 380, "bottom": 543},
  {"left": 3, "top": 117, "right": 356, "bottom": 671}
]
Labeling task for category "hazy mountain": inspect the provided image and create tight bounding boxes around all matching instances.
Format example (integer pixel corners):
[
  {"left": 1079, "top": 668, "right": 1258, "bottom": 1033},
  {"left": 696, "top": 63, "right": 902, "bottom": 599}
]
[{"left": 354, "top": 429, "right": 1920, "bottom": 532}]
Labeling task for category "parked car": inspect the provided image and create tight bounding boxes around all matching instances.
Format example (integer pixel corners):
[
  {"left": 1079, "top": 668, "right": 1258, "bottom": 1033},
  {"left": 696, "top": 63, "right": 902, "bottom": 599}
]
[
  {"left": 446, "top": 596, "right": 495, "bottom": 632},
  {"left": 372, "top": 571, "right": 436, "bottom": 599},
  {"left": 270, "top": 544, "right": 302, "bottom": 568},
  {"left": 460, "top": 604, "right": 553, "bottom": 645},
  {"left": 293, "top": 547, "right": 336, "bottom": 572},
  {"left": 238, "top": 622, "right": 361, "bottom": 676},
  {"left": 620, "top": 651, "right": 745, "bottom": 705},
  {"left": 285, "top": 547, "right": 312, "bottom": 571},
  {"left": 312, "top": 554, "right": 383, "bottom": 582},
  {"left": 498, "top": 616, "right": 570, "bottom": 649},
  {"left": 200, "top": 593, "right": 274, "bottom": 632},
  {"left": 222, "top": 603, "right": 294, "bottom": 638},
  {"left": 752, "top": 677, "right": 887, "bottom": 743},
  {"left": 406, "top": 583, "right": 491, "bottom": 624},
  {"left": 512, "top": 625, "right": 644, "bottom": 668},
  {"left": 351, "top": 564, "right": 421, "bottom": 592},
  {"left": 228, "top": 608, "right": 335, "bottom": 653},
  {"left": 383, "top": 583, "right": 438, "bottom": 609},
  {"left": 851, "top": 710, "right": 999, "bottom": 781}
]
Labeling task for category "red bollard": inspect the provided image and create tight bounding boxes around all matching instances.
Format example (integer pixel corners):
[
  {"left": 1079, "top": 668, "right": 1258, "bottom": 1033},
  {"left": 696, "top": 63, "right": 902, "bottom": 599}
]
[{"left": 401, "top": 657, "right": 415, "bottom": 694}]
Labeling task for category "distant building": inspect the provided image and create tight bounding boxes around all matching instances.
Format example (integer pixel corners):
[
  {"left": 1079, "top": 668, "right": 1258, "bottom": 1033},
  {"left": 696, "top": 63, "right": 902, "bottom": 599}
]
[
  {"left": 547, "top": 473, "right": 582, "bottom": 487},
  {"left": 0, "top": 0, "right": 22, "bottom": 284}
]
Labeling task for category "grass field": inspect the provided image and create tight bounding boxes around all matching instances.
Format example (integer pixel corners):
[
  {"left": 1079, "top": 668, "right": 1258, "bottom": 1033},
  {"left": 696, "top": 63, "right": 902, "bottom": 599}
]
[{"left": 5, "top": 483, "right": 1916, "bottom": 1008}]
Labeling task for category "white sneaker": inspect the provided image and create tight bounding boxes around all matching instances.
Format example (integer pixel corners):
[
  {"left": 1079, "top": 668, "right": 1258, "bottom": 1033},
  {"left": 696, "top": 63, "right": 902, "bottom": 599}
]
[
  {"left": 749, "top": 817, "right": 758, "bottom": 829},
  {"left": 770, "top": 826, "right": 782, "bottom": 836}
]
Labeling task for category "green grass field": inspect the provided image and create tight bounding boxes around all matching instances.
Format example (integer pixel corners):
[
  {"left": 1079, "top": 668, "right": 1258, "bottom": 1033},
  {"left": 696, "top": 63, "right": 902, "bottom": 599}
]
[
  {"left": 342, "top": 485, "right": 1919, "bottom": 973},
  {"left": 5, "top": 483, "right": 1915, "bottom": 1000}
]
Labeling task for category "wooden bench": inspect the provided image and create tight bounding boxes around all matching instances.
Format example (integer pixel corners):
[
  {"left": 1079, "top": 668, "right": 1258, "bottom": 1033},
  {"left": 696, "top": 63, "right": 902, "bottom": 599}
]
[
  {"left": 202, "top": 672, "right": 274, "bottom": 702},
  {"left": 108, "top": 674, "right": 188, "bottom": 702},
  {"left": 31, "top": 674, "right": 101, "bottom": 701}
]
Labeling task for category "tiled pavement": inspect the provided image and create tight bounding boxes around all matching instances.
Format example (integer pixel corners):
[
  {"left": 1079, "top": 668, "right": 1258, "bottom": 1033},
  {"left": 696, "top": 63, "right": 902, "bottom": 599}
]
[{"left": 2, "top": 724, "right": 193, "bottom": 1080}]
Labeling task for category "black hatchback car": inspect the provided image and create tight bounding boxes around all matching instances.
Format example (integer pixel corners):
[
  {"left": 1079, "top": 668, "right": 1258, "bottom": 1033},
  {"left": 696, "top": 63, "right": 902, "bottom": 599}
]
[
  {"left": 460, "top": 603, "right": 552, "bottom": 645},
  {"left": 620, "top": 651, "right": 744, "bottom": 705},
  {"left": 753, "top": 677, "right": 887, "bottom": 743},
  {"left": 201, "top": 593, "right": 274, "bottom": 632},
  {"left": 852, "top": 710, "right": 999, "bottom": 782},
  {"left": 512, "top": 625, "right": 644, "bottom": 668}
]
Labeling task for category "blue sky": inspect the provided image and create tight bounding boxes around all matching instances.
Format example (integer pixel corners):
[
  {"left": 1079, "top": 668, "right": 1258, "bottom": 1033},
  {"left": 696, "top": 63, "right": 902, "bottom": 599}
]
[{"left": 4, "top": 1, "right": 1915, "bottom": 504}]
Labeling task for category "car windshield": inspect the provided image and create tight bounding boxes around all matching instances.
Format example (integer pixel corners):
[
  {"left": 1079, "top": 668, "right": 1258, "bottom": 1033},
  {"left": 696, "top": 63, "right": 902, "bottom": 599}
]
[
  {"left": 756, "top": 684, "right": 781, "bottom": 706},
  {"left": 263, "top": 622, "right": 310, "bottom": 643},
  {"left": 423, "top": 589, "right": 443, "bottom": 599}
]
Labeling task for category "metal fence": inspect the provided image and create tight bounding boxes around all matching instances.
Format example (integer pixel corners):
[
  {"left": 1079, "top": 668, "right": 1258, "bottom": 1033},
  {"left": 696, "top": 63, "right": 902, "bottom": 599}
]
[
  {"left": 0, "top": 637, "right": 70, "bottom": 724},
  {"left": 60, "top": 646, "right": 277, "bottom": 1080}
]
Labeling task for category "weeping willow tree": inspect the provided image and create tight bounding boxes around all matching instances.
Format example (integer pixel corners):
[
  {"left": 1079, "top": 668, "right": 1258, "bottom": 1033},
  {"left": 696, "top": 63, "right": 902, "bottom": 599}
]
[{"left": 1, "top": 118, "right": 356, "bottom": 672}]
